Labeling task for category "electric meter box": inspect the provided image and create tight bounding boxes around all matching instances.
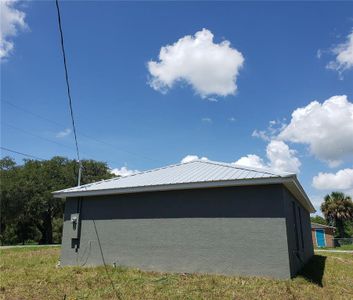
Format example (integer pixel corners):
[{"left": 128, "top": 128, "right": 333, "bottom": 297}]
[{"left": 70, "top": 213, "right": 80, "bottom": 239}]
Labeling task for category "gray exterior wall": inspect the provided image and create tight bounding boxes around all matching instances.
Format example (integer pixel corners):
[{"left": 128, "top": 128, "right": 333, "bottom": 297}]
[
  {"left": 61, "top": 184, "right": 312, "bottom": 279},
  {"left": 282, "top": 187, "right": 314, "bottom": 277}
]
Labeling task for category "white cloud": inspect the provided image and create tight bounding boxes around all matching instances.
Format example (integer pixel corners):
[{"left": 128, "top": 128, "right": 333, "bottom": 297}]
[
  {"left": 111, "top": 166, "right": 139, "bottom": 177},
  {"left": 148, "top": 28, "right": 244, "bottom": 98},
  {"left": 311, "top": 169, "right": 353, "bottom": 214},
  {"left": 266, "top": 140, "right": 301, "bottom": 174},
  {"left": 228, "top": 117, "right": 236, "bottom": 122},
  {"left": 181, "top": 155, "right": 208, "bottom": 164},
  {"left": 252, "top": 119, "right": 286, "bottom": 142},
  {"left": 312, "top": 168, "right": 353, "bottom": 191},
  {"left": 181, "top": 140, "right": 300, "bottom": 174},
  {"left": 201, "top": 117, "right": 212, "bottom": 124},
  {"left": 252, "top": 130, "right": 270, "bottom": 142},
  {"left": 0, "top": 1, "right": 27, "bottom": 59},
  {"left": 279, "top": 95, "right": 353, "bottom": 167},
  {"left": 56, "top": 128, "right": 72, "bottom": 138},
  {"left": 326, "top": 28, "right": 353, "bottom": 74},
  {"left": 233, "top": 154, "right": 266, "bottom": 169},
  {"left": 234, "top": 140, "right": 301, "bottom": 174},
  {"left": 316, "top": 49, "right": 322, "bottom": 59}
]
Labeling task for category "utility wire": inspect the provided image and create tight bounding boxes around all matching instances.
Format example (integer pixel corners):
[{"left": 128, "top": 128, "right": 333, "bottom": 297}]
[
  {"left": 93, "top": 220, "right": 122, "bottom": 300},
  {"left": 55, "top": 0, "right": 82, "bottom": 186},
  {"left": 3, "top": 99, "right": 64, "bottom": 128},
  {"left": 2, "top": 99, "right": 163, "bottom": 164},
  {"left": 3, "top": 122, "right": 75, "bottom": 151},
  {"left": 2, "top": 122, "right": 130, "bottom": 167},
  {"left": 0, "top": 146, "right": 44, "bottom": 161}
]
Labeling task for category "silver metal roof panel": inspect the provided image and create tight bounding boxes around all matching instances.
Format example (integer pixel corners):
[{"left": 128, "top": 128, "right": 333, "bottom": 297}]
[{"left": 53, "top": 160, "right": 315, "bottom": 213}]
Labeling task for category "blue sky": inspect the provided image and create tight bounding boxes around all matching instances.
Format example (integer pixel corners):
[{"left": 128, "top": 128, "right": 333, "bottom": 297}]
[{"left": 1, "top": 1, "right": 353, "bottom": 213}]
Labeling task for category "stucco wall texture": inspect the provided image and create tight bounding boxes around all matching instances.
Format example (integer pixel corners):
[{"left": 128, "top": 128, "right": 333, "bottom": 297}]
[
  {"left": 283, "top": 188, "right": 314, "bottom": 277},
  {"left": 60, "top": 184, "right": 313, "bottom": 279}
]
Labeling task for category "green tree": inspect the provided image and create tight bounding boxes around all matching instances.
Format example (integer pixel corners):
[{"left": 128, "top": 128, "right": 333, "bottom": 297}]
[
  {"left": 0, "top": 157, "right": 37, "bottom": 244},
  {"left": 310, "top": 215, "right": 327, "bottom": 225},
  {"left": 0, "top": 156, "right": 115, "bottom": 245},
  {"left": 321, "top": 192, "right": 353, "bottom": 238}
]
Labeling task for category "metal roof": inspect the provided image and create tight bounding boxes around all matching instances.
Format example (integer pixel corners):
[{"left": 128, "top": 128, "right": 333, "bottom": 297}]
[
  {"left": 311, "top": 222, "right": 335, "bottom": 229},
  {"left": 53, "top": 160, "right": 315, "bottom": 213}
]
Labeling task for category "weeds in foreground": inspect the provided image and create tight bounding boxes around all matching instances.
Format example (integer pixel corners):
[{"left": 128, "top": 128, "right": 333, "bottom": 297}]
[{"left": 1, "top": 247, "right": 353, "bottom": 299}]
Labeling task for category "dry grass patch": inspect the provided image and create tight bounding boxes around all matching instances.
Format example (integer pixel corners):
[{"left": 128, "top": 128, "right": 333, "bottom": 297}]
[{"left": 0, "top": 247, "right": 352, "bottom": 299}]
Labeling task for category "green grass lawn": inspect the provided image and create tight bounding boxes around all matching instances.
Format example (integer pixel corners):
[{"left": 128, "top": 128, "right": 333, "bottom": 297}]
[
  {"left": 336, "top": 244, "right": 353, "bottom": 250},
  {"left": 315, "top": 244, "right": 353, "bottom": 251},
  {"left": 1, "top": 247, "right": 353, "bottom": 299}
]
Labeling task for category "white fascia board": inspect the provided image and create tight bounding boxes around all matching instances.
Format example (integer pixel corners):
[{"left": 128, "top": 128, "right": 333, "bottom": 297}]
[{"left": 283, "top": 178, "right": 316, "bottom": 213}]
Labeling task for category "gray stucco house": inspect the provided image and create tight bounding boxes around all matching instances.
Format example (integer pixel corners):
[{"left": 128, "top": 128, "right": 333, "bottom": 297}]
[{"left": 54, "top": 160, "right": 315, "bottom": 279}]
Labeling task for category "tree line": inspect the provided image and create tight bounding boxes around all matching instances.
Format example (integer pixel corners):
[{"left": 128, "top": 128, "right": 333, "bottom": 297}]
[{"left": 0, "top": 156, "right": 115, "bottom": 245}]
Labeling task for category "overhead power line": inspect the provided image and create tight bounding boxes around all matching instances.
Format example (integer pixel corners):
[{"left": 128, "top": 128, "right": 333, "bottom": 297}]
[
  {"left": 2, "top": 122, "right": 131, "bottom": 167},
  {"left": 3, "top": 100, "right": 64, "bottom": 128},
  {"left": 0, "top": 146, "right": 44, "bottom": 161},
  {"left": 3, "top": 122, "right": 74, "bottom": 151},
  {"left": 55, "top": 0, "right": 82, "bottom": 186},
  {"left": 2, "top": 99, "right": 163, "bottom": 164}
]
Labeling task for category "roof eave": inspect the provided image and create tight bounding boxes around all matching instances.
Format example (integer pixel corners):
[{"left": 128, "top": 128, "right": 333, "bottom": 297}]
[
  {"left": 311, "top": 222, "right": 335, "bottom": 229},
  {"left": 53, "top": 177, "right": 289, "bottom": 198},
  {"left": 53, "top": 175, "right": 315, "bottom": 213},
  {"left": 282, "top": 176, "right": 316, "bottom": 213}
]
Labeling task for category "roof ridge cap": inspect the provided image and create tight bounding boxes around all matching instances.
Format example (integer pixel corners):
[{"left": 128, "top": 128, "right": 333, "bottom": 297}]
[
  {"left": 197, "top": 159, "right": 289, "bottom": 177},
  {"left": 91, "top": 161, "right": 187, "bottom": 184},
  {"left": 119, "top": 161, "right": 187, "bottom": 178}
]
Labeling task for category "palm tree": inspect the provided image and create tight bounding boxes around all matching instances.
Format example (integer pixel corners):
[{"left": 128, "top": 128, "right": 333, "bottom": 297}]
[{"left": 321, "top": 192, "right": 353, "bottom": 238}]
